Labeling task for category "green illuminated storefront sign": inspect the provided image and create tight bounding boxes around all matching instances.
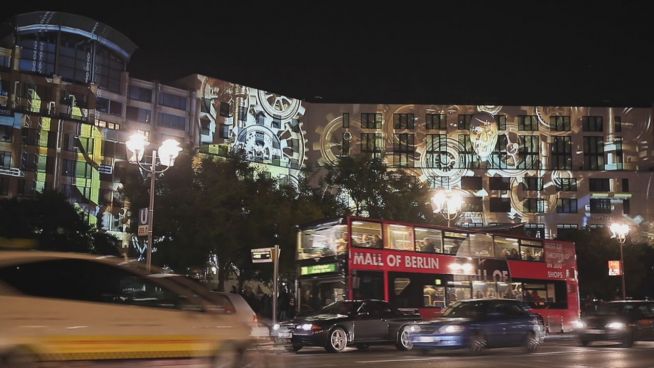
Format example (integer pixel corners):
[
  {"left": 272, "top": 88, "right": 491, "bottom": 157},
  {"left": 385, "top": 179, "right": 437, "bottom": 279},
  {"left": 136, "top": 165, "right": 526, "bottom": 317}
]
[{"left": 301, "top": 263, "right": 337, "bottom": 276}]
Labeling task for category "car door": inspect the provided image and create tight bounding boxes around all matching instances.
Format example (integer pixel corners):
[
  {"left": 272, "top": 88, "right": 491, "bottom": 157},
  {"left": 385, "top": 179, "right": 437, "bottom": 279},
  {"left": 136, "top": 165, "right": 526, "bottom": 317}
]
[
  {"left": 485, "top": 301, "right": 529, "bottom": 346},
  {"left": 354, "top": 301, "right": 389, "bottom": 342}
]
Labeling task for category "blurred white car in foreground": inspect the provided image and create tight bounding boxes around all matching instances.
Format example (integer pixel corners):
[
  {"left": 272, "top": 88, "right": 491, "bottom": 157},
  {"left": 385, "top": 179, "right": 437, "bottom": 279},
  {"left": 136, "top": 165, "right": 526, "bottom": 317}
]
[{"left": 0, "top": 251, "right": 255, "bottom": 367}]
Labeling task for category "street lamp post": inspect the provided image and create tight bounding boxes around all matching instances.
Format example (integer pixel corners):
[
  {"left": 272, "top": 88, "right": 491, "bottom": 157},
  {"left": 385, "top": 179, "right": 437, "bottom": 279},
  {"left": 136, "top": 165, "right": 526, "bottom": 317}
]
[
  {"left": 126, "top": 133, "right": 182, "bottom": 272},
  {"left": 609, "top": 222, "right": 630, "bottom": 300},
  {"left": 431, "top": 190, "right": 464, "bottom": 227}
]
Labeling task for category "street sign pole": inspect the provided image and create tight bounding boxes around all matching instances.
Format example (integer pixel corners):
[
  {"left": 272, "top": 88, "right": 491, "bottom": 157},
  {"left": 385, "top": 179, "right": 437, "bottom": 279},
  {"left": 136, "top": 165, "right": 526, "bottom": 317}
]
[{"left": 272, "top": 244, "right": 279, "bottom": 326}]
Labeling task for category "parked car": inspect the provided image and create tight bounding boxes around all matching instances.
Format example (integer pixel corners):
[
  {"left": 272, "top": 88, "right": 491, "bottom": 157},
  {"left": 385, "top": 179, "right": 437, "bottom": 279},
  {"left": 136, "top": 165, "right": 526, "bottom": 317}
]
[
  {"left": 273, "top": 299, "right": 421, "bottom": 353},
  {"left": 0, "top": 251, "right": 255, "bottom": 367},
  {"left": 149, "top": 273, "right": 269, "bottom": 337},
  {"left": 408, "top": 299, "right": 545, "bottom": 354},
  {"left": 575, "top": 300, "right": 654, "bottom": 347}
]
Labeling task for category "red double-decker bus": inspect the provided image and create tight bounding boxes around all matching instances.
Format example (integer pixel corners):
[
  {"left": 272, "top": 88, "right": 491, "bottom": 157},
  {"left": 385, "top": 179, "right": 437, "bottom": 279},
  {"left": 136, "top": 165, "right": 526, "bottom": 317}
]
[{"left": 295, "top": 217, "right": 580, "bottom": 333}]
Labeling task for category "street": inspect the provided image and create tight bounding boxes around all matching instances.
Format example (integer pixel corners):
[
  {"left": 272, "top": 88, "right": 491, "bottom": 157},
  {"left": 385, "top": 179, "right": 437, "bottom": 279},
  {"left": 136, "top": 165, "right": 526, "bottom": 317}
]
[{"left": 72, "top": 338, "right": 654, "bottom": 368}]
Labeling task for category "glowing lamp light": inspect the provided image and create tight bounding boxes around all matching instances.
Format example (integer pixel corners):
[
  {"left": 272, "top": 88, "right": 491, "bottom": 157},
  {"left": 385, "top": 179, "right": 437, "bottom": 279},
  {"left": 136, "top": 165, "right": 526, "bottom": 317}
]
[
  {"left": 431, "top": 191, "right": 463, "bottom": 215},
  {"left": 609, "top": 223, "right": 630, "bottom": 242},
  {"left": 158, "top": 139, "right": 182, "bottom": 167},
  {"left": 125, "top": 132, "right": 148, "bottom": 162}
]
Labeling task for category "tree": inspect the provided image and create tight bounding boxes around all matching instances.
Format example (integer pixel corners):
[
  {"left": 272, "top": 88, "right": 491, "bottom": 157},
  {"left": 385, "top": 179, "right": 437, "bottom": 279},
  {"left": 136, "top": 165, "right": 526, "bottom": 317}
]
[{"left": 0, "top": 190, "right": 119, "bottom": 255}]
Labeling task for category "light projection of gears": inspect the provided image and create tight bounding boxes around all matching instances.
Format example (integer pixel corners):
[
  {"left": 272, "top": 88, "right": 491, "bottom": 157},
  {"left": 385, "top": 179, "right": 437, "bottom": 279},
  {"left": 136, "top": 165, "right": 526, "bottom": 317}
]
[
  {"left": 419, "top": 136, "right": 469, "bottom": 187},
  {"left": 315, "top": 116, "right": 354, "bottom": 166},
  {"left": 477, "top": 105, "right": 503, "bottom": 115},
  {"left": 256, "top": 89, "right": 302, "bottom": 120},
  {"left": 469, "top": 112, "right": 499, "bottom": 161}
]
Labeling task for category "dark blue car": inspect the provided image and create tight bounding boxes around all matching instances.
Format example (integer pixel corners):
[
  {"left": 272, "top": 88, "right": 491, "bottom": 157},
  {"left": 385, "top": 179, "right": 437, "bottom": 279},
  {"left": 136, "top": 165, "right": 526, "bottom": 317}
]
[{"left": 408, "top": 299, "right": 545, "bottom": 354}]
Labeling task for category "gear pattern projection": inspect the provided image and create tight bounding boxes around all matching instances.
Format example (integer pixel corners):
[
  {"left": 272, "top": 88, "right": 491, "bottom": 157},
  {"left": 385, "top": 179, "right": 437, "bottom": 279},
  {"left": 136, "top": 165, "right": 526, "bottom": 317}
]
[
  {"left": 418, "top": 136, "right": 468, "bottom": 187},
  {"left": 314, "top": 115, "right": 357, "bottom": 166}
]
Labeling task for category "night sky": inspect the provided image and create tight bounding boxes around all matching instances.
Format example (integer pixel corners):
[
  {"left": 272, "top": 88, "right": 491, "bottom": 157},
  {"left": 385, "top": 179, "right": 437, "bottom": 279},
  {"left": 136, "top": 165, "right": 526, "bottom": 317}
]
[{"left": 4, "top": 1, "right": 654, "bottom": 107}]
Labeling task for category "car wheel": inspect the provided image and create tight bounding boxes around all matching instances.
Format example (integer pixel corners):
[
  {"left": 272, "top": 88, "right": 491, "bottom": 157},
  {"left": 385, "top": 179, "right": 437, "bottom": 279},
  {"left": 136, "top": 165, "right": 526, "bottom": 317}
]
[
  {"left": 524, "top": 332, "right": 541, "bottom": 353},
  {"left": 2, "top": 347, "right": 39, "bottom": 368},
  {"left": 355, "top": 344, "right": 370, "bottom": 351},
  {"left": 621, "top": 332, "right": 634, "bottom": 348},
  {"left": 396, "top": 326, "right": 413, "bottom": 351},
  {"left": 285, "top": 343, "right": 303, "bottom": 353},
  {"left": 468, "top": 333, "right": 487, "bottom": 355},
  {"left": 325, "top": 327, "right": 348, "bottom": 353}
]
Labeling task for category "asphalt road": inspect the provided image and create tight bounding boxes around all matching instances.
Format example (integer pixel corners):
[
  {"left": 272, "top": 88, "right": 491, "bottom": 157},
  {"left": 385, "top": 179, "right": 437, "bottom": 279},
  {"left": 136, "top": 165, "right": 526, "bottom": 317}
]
[{"left": 56, "top": 339, "right": 654, "bottom": 368}]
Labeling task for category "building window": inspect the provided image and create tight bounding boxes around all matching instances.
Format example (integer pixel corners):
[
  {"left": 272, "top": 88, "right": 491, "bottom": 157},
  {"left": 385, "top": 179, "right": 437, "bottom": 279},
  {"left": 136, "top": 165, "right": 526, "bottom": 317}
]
[
  {"left": 524, "top": 198, "right": 546, "bottom": 213},
  {"left": 96, "top": 98, "right": 123, "bottom": 116},
  {"left": 518, "top": 135, "right": 539, "bottom": 169},
  {"left": 426, "top": 113, "right": 447, "bottom": 130},
  {"left": 128, "top": 85, "right": 152, "bottom": 102},
  {"left": 495, "top": 115, "right": 507, "bottom": 130},
  {"left": 524, "top": 177, "right": 543, "bottom": 191},
  {"left": 622, "top": 178, "right": 629, "bottom": 192},
  {"left": 523, "top": 223, "right": 545, "bottom": 239},
  {"left": 583, "top": 136, "right": 604, "bottom": 170},
  {"left": 425, "top": 134, "right": 450, "bottom": 169},
  {"left": 1, "top": 126, "right": 13, "bottom": 142},
  {"left": 219, "top": 102, "right": 231, "bottom": 117},
  {"left": 551, "top": 136, "right": 572, "bottom": 170},
  {"left": 0, "top": 177, "right": 7, "bottom": 196},
  {"left": 238, "top": 106, "right": 248, "bottom": 121},
  {"left": 392, "top": 133, "right": 415, "bottom": 167},
  {"left": 458, "top": 134, "right": 480, "bottom": 168},
  {"left": 461, "top": 176, "right": 482, "bottom": 190},
  {"left": 490, "top": 198, "right": 511, "bottom": 212},
  {"left": 589, "top": 178, "right": 610, "bottom": 192},
  {"left": 614, "top": 116, "right": 622, "bottom": 133},
  {"left": 556, "top": 178, "right": 577, "bottom": 191},
  {"left": 62, "top": 159, "right": 75, "bottom": 177},
  {"left": 489, "top": 177, "right": 510, "bottom": 191},
  {"left": 93, "top": 47, "right": 123, "bottom": 93},
  {"left": 518, "top": 115, "right": 539, "bottom": 131},
  {"left": 462, "top": 196, "right": 483, "bottom": 212},
  {"left": 0, "top": 151, "right": 11, "bottom": 168},
  {"left": 361, "top": 113, "right": 382, "bottom": 129},
  {"left": 557, "top": 224, "right": 578, "bottom": 230},
  {"left": 393, "top": 113, "right": 415, "bottom": 129},
  {"left": 457, "top": 114, "right": 473, "bottom": 130},
  {"left": 589, "top": 198, "right": 611, "bottom": 213},
  {"left": 623, "top": 199, "right": 630, "bottom": 214},
  {"left": 582, "top": 116, "right": 603, "bottom": 132},
  {"left": 550, "top": 116, "right": 571, "bottom": 131},
  {"left": 219, "top": 124, "right": 230, "bottom": 139},
  {"left": 361, "top": 133, "right": 384, "bottom": 158},
  {"left": 428, "top": 176, "right": 450, "bottom": 190},
  {"left": 490, "top": 135, "right": 509, "bottom": 169},
  {"left": 158, "top": 93, "right": 187, "bottom": 110},
  {"left": 342, "top": 113, "right": 349, "bottom": 128},
  {"left": 557, "top": 198, "right": 578, "bottom": 213},
  {"left": 158, "top": 113, "right": 186, "bottom": 131},
  {"left": 126, "top": 106, "right": 151, "bottom": 124}
]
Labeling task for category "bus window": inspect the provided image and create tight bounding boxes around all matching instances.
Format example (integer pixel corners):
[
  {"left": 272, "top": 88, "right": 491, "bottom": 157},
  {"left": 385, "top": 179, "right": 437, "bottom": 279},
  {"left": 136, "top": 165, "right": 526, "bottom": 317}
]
[
  {"left": 298, "top": 224, "right": 347, "bottom": 260},
  {"left": 353, "top": 271, "right": 384, "bottom": 300},
  {"left": 415, "top": 227, "right": 443, "bottom": 253},
  {"left": 423, "top": 285, "right": 446, "bottom": 308},
  {"left": 386, "top": 224, "right": 414, "bottom": 251},
  {"left": 469, "top": 233, "right": 493, "bottom": 257},
  {"left": 351, "top": 221, "right": 383, "bottom": 248},
  {"left": 446, "top": 280, "right": 471, "bottom": 306},
  {"left": 472, "top": 280, "right": 498, "bottom": 299},
  {"left": 519, "top": 239, "right": 544, "bottom": 261},
  {"left": 443, "top": 231, "right": 469, "bottom": 255},
  {"left": 494, "top": 236, "right": 520, "bottom": 259}
]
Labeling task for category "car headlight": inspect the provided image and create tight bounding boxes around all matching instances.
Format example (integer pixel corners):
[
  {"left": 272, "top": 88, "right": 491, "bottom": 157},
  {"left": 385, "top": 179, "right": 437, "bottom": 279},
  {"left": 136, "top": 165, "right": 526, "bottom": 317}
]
[
  {"left": 573, "top": 320, "right": 586, "bottom": 329},
  {"left": 606, "top": 321, "right": 626, "bottom": 330},
  {"left": 301, "top": 323, "right": 314, "bottom": 331},
  {"left": 409, "top": 325, "right": 421, "bottom": 333},
  {"left": 439, "top": 324, "right": 464, "bottom": 334},
  {"left": 273, "top": 323, "right": 280, "bottom": 331}
]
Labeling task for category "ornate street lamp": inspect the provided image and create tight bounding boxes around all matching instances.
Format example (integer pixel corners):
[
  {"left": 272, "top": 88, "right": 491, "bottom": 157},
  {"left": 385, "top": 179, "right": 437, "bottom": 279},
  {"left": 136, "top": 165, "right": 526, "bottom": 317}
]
[
  {"left": 609, "top": 222, "right": 630, "bottom": 300},
  {"left": 126, "top": 133, "right": 182, "bottom": 272},
  {"left": 431, "top": 190, "right": 464, "bottom": 228}
]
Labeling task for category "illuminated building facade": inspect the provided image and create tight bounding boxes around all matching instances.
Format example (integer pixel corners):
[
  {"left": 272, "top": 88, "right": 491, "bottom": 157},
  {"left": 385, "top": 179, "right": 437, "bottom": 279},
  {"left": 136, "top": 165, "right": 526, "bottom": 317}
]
[{"left": 2, "top": 12, "right": 654, "bottom": 245}]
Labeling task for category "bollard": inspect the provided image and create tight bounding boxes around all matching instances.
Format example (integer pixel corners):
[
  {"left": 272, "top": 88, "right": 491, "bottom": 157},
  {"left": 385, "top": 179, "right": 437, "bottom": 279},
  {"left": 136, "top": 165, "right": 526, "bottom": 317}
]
[{"left": 560, "top": 314, "right": 565, "bottom": 333}]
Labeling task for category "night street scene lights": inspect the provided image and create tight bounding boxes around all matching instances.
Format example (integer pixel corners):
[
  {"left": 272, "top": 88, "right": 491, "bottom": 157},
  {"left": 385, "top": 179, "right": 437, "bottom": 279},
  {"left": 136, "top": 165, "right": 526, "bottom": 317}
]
[
  {"left": 609, "top": 222, "right": 630, "bottom": 300},
  {"left": 126, "top": 133, "right": 182, "bottom": 272},
  {"left": 431, "top": 190, "right": 464, "bottom": 227}
]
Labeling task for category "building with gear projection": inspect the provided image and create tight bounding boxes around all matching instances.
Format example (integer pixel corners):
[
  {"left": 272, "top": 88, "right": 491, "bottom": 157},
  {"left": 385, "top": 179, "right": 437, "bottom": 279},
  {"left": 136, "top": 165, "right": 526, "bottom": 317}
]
[{"left": 1, "top": 11, "right": 654, "bottom": 254}]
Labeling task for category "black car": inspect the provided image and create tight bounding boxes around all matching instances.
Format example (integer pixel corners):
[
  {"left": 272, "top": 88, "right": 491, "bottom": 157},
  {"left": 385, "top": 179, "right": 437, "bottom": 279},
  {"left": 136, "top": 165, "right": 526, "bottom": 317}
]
[
  {"left": 273, "top": 300, "right": 421, "bottom": 353},
  {"left": 408, "top": 299, "right": 545, "bottom": 354},
  {"left": 575, "top": 300, "right": 654, "bottom": 347}
]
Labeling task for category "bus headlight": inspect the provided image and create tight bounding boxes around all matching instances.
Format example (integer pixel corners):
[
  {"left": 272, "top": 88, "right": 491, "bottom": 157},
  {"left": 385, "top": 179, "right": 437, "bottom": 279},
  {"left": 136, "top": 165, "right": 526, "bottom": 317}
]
[
  {"left": 573, "top": 320, "right": 586, "bottom": 329},
  {"left": 606, "top": 321, "right": 625, "bottom": 330}
]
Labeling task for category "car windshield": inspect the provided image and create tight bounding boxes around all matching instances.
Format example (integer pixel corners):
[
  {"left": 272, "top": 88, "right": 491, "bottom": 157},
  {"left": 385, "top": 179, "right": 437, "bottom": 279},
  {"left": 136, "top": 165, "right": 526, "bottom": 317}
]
[
  {"left": 442, "top": 301, "right": 484, "bottom": 318},
  {"left": 318, "top": 301, "right": 359, "bottom": 315},
  {"left": 592, "top": 302, "right": 637, "bottom": 316}
]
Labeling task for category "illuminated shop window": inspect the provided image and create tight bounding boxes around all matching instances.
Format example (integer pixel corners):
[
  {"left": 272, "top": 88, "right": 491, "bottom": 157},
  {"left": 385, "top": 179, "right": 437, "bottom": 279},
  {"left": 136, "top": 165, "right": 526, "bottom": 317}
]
[
  {"left": 426, "top": 113, "right": 447, "bottom": 130},
  {"left": 385, "top": 224, "right": 414, "bottom": 251},
  {"left": 351, "top": 221, "right": 383, "bottom": 249}
]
